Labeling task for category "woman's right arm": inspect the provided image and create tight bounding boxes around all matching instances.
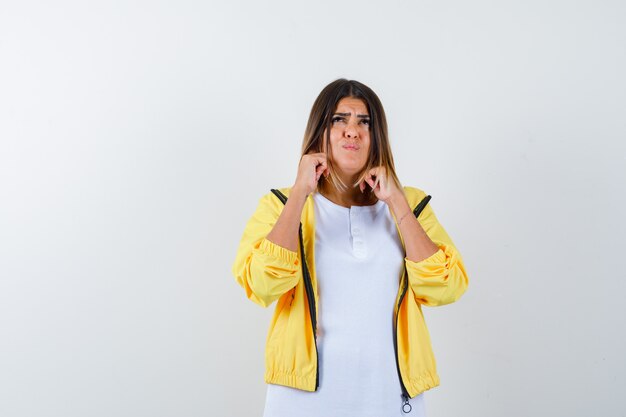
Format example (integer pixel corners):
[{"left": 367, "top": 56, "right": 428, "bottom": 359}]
[
  {"left": 231, "top": 154, "right": 327, "bottom": 308},
  {"left": 265, "top": 187, "right": 308, "bottom": 252},
  {"left": 231, "top": 190, "right": 304, "bottom": 308}
]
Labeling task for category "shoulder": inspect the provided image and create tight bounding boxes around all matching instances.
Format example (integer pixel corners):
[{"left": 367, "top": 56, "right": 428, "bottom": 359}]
[
  {"left": 255, "top": 186, "right": 294, "bottom": 212},
  {"left": 402, "top": 185, "right": 429, "bottom": 208}
]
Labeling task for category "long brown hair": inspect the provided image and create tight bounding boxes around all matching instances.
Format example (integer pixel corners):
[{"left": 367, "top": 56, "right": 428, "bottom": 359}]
[{"left": 301, "top": 78, "right": 401, "bottom": 194}]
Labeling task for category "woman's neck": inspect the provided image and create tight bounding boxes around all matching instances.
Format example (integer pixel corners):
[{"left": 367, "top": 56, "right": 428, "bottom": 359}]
[{"left": 317, "top": 181, "right": 378, "bottom": 208}]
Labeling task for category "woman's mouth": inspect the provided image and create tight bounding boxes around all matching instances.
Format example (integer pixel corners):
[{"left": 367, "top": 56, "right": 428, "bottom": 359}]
[{"left": 343, "top": 145, "right": 359, "bottom": 151}]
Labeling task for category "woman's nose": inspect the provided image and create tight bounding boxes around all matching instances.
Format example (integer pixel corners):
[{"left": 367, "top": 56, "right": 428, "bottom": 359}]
[{"left": 345, "top": 123, "right": 358, "bottom": 138}]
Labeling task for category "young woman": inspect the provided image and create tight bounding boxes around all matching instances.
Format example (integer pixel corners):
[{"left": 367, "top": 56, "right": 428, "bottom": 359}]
[{"left": 232, "top": 79, "right": 469, "bottom": 416}]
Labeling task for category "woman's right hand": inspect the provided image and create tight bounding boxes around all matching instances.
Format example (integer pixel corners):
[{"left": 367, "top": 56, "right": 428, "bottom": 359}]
[{"left": 293, "top": 152, "right": 328, "bottom": 196}]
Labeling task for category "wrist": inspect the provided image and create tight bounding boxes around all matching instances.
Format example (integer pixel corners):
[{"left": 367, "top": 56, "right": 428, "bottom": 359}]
[
  {"left": 387, "top": 192, "right": 410, "bottom": 216},
  {"left": 290, "top": 185, "right": 310, "bottom": 201},
  {"left": 396, "top": 210, "right": 413, "bottom": 227}
]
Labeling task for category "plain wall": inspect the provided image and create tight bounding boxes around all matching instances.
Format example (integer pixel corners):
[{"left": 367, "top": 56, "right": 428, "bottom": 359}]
[{"left": 1, "top": 1, "right": 625, "bottom": 416}]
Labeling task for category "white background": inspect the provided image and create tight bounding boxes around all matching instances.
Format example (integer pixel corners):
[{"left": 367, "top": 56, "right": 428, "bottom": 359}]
[{"left": 1, "top": 1, "right": 625, "bottom": 416}]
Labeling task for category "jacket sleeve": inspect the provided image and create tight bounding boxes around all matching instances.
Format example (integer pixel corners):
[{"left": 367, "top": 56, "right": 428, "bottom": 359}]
[
  {"left": 231, "top": 192, "right": 301, "bottom": 308},
  {"left": 405, "top": 201, "right": 469, "bottom": 307}
]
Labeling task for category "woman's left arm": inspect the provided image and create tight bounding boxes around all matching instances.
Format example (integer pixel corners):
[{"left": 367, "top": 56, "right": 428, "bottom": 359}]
[{"left": 388, "top": 193, "right": 470, "bottom": 307}]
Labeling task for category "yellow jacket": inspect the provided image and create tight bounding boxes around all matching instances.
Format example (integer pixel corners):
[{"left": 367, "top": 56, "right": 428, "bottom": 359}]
[{"left": 232, "top": 186, "right": 469, "bottom": 400}]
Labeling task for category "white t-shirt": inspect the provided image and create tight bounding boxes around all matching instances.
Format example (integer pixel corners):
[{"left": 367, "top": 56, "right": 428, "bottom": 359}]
[{"left": 262, "top": 190, "right": 427, "bottom": 417}]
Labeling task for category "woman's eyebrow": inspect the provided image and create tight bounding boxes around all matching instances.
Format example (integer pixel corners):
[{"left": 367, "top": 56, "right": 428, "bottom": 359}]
[{"left": 333, "top": 112, "right": 370, "bottom": 118}]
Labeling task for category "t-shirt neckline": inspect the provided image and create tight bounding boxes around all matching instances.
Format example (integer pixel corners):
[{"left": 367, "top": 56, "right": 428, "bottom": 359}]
[{"left": 313, "top": 191, "right": 385, "bottom": 212}]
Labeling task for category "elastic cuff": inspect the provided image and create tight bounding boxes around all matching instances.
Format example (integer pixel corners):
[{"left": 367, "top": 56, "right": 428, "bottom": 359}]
[
  {"left": 405, "top": 247, "right": 446, "bottom": 267},
  {"left": 257, "top": 237, "right": 299, "bottom": 266}
]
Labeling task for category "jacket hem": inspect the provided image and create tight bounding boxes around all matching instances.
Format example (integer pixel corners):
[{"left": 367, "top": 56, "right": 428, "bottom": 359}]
[
  {"left": 264, "top": 370, "right": 316, "bottom": 392},
  {"left": 406, "top": 370, "right": 441, "bottom": 397}
]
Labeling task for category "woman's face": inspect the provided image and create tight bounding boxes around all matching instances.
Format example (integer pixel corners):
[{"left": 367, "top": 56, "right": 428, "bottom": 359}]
[{"left": 323, "top": 97, "right": 371, "bottom": 178}]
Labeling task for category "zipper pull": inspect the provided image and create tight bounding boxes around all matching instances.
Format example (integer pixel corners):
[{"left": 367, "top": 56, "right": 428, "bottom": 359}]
[{"left": 401, "top": 393, "right": 412, "bottom": 413}]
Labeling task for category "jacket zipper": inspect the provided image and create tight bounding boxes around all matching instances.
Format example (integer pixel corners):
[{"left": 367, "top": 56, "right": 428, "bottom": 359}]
[
  {"left": 394, "top": 271, "right": 411, "bottom": 412},
  {"left": 271, "top": 189, "right": 319, "bottom": 390},
  {"left": 298, "top": 223, "right": 320, "bottom": 390},
  {"left": 393, "top": 195, "right": 432, "bottom": 413}
]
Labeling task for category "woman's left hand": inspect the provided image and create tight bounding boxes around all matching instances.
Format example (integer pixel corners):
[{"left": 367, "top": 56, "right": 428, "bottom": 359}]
[{"left": 359, "top": 166, "right": 403, "bottom": 203}]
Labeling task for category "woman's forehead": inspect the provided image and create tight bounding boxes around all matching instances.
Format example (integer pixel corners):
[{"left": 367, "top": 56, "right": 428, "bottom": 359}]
[{"left": 335, "top": 97, "right": 368, "bottom": 114}]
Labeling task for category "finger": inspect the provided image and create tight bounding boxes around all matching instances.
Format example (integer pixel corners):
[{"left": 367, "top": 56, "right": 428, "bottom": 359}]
[
  {"left": 316, "top": 165, "right": 325, "bottom": 180},
  {"left": 369, "top": 175, "right": 378, "bottom": 189},
  {"left": 312, "top": 159, "right": 325, "bottom": 173}
]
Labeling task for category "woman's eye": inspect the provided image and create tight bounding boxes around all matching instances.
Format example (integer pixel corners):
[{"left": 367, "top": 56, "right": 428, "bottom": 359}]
[
  {"left": 331, "top": 117, "right": 344, "bottom": 123},
  {"left": 361, "top": 119, "right": 370, "bottom": 126}
]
